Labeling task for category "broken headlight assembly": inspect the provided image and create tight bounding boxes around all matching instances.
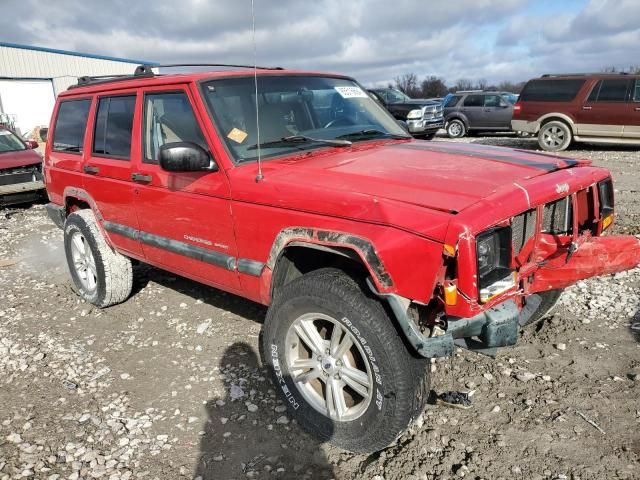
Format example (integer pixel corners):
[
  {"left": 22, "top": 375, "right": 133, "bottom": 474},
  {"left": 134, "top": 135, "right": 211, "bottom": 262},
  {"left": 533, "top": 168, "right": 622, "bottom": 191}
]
[
  {"left": 476, "top": 227, "right": 515, "bottom": 302},
  {"left": 598, "top": 178, "right": 614, "bottom": 231}
]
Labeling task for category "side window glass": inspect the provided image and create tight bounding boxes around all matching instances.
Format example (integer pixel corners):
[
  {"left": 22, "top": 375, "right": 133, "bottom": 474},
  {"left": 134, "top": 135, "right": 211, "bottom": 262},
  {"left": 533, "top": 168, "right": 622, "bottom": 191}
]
[
  {"left": 484, "top": 95, "right": 501, "bottom": 107},
  {"left": 634, "top": 80, "right": 640, "bottom": 102},
  {"left": 587, "top": 81, "right": 601, "bottom": 102},
  {"left": 595, "top": 79, "right": 630, "bottom": 102},
  {"left": 93, "top": 96, "right": 136, "bottom": 159},
  {"left": 53, "top": 99, "right": 91, "bottom": 153},
  {"left": 463, "top": 95, "right": 483, "bottom": 107},
  {"left": 143, "top": 92, "right": 207, "bottom": 164}
]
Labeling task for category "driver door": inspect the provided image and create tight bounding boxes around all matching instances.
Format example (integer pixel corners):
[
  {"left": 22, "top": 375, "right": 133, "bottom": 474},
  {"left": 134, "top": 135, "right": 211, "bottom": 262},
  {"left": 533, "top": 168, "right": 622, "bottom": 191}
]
[{"left": 132, "top": 85, "right": 241, "bottom": 292}]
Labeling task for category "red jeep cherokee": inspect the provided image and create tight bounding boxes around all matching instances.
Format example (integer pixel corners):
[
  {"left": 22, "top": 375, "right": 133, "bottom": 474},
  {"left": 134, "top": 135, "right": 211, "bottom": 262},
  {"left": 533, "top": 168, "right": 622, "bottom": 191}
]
[{"left": 43, "top": 66, "right": 640, "bottom": 453}]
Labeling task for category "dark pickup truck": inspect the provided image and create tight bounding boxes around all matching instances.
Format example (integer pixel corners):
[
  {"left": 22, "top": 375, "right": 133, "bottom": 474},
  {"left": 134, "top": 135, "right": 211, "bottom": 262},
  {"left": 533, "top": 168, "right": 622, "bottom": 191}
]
[{"left": 368, "top": 88, "right": 443, "bottom": 139}]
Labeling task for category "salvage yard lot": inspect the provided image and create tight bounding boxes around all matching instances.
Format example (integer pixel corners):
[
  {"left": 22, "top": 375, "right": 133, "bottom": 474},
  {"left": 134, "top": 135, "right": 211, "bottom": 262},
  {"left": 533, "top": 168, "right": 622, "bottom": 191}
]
[{"left": 1, "top": 136, "right": 639, "bottom": 480}]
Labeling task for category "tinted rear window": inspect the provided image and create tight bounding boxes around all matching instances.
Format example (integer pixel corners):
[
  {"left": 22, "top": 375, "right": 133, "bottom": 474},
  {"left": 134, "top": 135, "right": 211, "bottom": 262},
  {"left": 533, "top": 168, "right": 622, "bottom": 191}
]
[
  {"left": 53, "top": 99, "right": 91, "bottom": 153},
  {"left": 93, "top": 96, "right": 136, "bottom": 159},
  {"left": 463, "top": 95, "right": 483, "bottom": 107},
  {"left": 519, "top": 79, "right": 585, "bottom": 102}
]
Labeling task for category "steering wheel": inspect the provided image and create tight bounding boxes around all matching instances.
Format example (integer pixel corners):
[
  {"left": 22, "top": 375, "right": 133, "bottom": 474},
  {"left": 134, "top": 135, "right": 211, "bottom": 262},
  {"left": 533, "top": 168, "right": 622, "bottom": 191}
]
[{"left": 324, "top": 117, "right": 356, "bottom": 128}]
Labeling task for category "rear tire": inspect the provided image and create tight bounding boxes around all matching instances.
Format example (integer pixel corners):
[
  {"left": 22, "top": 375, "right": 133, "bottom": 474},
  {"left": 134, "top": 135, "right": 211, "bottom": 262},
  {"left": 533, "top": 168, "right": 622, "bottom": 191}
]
[
  {"left": 446, "top": 119, "right": 466, "bottom": 138},
  {"left": 64, "top": 209, "right": 133, "bottom": 308},
  {"left": 538, "top": 121, "right": 572, "bottom": 151},
  {"left": 262, "top": 268, "right": 429, "bottom": 453}
]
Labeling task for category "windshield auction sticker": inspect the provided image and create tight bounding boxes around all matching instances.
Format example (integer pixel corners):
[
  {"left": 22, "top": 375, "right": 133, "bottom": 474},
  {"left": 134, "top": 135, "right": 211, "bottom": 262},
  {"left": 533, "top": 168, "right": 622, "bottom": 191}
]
[
  {"left": 334, "top": 86, "right": 368, "bottom": 99},
  {"left": 227, "top": 128, "right": 248, "bottom": 144}
]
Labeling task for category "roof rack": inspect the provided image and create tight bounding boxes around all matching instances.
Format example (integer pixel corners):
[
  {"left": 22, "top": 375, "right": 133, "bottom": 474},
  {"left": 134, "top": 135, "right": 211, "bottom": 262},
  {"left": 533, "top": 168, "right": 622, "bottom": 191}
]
[
  {"left": 541, "top": 72, "right": 629, "bottom": 77},
  {"left": 70, "top": 62, "right": 285, "bottom": 89},
  {"left": 455, "top": 89, "right": 483, "bottom": 93}
]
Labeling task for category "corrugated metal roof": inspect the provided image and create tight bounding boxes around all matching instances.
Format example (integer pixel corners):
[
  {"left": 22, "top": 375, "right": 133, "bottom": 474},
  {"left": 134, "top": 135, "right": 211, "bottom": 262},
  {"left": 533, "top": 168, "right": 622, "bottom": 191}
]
[{"left": 0, "top": 42, "right": 157, "bottom": 65}]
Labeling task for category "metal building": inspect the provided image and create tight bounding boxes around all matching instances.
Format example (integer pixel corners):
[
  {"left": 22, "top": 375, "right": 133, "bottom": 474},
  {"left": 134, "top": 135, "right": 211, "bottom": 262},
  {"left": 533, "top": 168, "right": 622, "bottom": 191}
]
[{"left": 0, "top": 42, "right": 155, "bottom": 136}]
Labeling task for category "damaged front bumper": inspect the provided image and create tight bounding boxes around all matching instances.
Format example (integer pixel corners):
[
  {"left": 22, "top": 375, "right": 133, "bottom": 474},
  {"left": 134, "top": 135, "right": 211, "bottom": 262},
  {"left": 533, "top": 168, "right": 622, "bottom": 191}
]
[
  {"left": 369, "top": 279, "right": 521, "bottom": 358},
  {"left": 369, "top": 233, "right": 640, "bottom": 359}
]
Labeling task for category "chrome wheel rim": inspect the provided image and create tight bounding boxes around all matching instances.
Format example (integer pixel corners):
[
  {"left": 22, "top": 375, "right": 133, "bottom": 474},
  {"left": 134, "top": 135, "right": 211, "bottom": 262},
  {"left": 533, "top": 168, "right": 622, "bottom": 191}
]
[
  {"left": 449, "top": 122, "right": 462, "bottom": 137},
  {"left": 70, "top": 231, "right": 97, "bottom": 293},
  {"left": 285, "top": 312, "right": 373, "bottom": 422},
  {"left": 542, "top": 125, "right": 565, "bottom": 148}
]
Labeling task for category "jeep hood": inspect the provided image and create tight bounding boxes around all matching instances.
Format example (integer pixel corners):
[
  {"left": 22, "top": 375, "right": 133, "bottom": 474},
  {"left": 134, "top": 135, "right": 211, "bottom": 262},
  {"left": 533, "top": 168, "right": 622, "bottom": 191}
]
[
  {"left": 0, "top": 149, "right": 42, "bottom": 170},
  {"left": 268, "top": 141, "right": 585, "bottom": 215}
]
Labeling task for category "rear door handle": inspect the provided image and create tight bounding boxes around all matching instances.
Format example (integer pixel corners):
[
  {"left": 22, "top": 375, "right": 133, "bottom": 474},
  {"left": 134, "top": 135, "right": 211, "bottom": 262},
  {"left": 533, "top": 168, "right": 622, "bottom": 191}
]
[
  {"left": 582, "top": 106, "right": 592, "bottom": 110},
  {"left": 83, "top": 165, "right": 99, "bottom": 175},
  {"left": 131, "top": 173, "right": 152, "bottom": 183}
]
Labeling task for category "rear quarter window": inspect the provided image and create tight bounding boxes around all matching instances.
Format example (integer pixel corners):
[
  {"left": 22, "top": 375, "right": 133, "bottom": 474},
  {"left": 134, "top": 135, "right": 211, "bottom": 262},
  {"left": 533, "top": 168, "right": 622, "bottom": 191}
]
[
  {"left": 53, "top": 99, "right": 91, "bottom": 153},
  {"left": 519, "top": 79, "right": 585, "bottom": 102}
]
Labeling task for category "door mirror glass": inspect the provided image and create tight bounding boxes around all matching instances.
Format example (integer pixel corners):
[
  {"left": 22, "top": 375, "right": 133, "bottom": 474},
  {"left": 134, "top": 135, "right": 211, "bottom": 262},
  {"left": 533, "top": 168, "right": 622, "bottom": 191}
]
[
  {"left": 25, "top": 139, "right": 39, "bottom": 149},
  {"left": 159, "top": 142, "right": 217, "bottom": 172}
]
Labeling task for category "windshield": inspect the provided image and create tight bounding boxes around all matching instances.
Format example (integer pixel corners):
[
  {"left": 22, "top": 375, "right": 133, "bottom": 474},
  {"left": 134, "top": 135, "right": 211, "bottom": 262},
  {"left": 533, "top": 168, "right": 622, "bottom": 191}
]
[
  {"left": 201, "top": 75, "right": 408, "bottom": 163},
  {"left": 0, "top": 130, "right": 26, "bottom": 153},
  {"left": 386, "top": 89, "right": 410, "bottom": 103}
]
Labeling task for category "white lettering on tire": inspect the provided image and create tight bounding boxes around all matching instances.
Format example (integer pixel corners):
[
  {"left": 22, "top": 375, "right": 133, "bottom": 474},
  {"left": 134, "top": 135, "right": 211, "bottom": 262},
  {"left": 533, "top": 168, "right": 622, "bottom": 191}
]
[{"left": 271, "top": 344, "right": 300, "bottom": 410}]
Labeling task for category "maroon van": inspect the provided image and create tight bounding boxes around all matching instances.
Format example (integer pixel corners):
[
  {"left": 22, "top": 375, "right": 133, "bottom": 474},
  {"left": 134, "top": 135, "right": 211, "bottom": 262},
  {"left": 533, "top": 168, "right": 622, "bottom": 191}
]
[{"left": 512, "top": 73, "right": 640, "bottom": 151}]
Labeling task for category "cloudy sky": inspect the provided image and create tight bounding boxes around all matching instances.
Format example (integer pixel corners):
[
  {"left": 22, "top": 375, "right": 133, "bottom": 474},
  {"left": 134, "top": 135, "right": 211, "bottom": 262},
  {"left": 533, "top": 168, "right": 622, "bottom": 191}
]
[{"left": 2, "top": 0, "right": 639, "bottom": 86}]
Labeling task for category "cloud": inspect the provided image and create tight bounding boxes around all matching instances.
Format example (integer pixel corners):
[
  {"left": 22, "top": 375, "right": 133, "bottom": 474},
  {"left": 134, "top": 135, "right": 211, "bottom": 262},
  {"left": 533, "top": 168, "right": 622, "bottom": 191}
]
[{"left": 1, "top": 0, "right": 638, "bottom": 86}]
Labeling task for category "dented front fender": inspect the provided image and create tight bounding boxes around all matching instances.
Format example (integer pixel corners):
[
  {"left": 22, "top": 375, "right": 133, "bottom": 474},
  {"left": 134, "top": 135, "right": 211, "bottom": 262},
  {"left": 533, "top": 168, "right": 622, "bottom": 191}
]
[{"left": 529, "top": 235, "right": 640, "bottom": 293}]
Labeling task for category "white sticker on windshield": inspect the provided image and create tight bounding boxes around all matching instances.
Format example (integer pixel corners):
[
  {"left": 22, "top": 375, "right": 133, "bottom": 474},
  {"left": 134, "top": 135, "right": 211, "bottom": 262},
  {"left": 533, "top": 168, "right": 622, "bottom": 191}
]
[
  {"left": 0, "top": 131, "right": 10, "bottom": 135},
  {"left": 334, "top": 86, "right": 368, "bottom": 99}
]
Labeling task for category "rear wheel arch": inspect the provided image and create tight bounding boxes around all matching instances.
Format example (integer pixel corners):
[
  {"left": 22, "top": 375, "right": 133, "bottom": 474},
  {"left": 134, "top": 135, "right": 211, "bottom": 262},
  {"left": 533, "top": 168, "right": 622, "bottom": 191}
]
[{"left": 538, "top": 114, "right": 576, "bottom": 134}]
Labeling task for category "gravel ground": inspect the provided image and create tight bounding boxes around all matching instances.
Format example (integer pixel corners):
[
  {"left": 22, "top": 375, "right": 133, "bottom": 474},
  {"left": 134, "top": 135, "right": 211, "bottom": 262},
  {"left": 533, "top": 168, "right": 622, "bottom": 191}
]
[{"left": 0, "top": 136, "right": 638, "bottom": 480}]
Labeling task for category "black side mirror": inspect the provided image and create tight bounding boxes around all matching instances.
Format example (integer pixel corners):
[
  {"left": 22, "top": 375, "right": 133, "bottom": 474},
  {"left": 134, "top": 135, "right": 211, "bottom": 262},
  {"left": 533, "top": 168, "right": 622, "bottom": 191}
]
[
  {"left": 159, "top": 142, "right": 217, "bottom": 172},
  {"left": 39, "top": 128, "right": 48, "bottom": 142}
]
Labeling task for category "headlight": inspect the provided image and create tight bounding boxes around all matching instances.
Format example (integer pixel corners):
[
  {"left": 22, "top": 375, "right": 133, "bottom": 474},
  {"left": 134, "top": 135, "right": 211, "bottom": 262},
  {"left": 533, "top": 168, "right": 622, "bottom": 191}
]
[
  {"left": 476, "top": 227, "right": 514, "bottom": 302},
  {"left": 406, "top": 108, "right": 424, "bottom": 120}
]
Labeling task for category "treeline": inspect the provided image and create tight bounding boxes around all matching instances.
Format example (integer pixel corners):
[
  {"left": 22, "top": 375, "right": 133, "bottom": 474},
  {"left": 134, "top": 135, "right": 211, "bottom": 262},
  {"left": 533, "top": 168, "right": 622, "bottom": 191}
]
[
  {"left": 391, "top": 73, "right": 526, "bottom": 98},
  {"left": 392, "top": 65, "right": 640, "bottom": 99}
]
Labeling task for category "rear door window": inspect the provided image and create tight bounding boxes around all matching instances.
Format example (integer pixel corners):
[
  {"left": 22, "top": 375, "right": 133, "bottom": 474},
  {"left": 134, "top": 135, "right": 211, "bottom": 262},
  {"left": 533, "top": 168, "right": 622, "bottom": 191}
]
[
  {"left": 519, "top": 79, "right": 585, "bottom": 102},
  {"left": 53, "top": 99, "right": 91, "bottom": 153},
  {"left": 143, "top": 91, "right": 207, "bottom": 164},
  {"left": 634, "top": 80, "right": 640, "bottom": 102},
  {"left": 92, "top": 95, "right": 136, "bottom": 159},
  {"left": 593, "top": 79, "right": 631, "bottom": 102},
  {"left": 463, "top": 95, "right": 483, "bottom": 107}
]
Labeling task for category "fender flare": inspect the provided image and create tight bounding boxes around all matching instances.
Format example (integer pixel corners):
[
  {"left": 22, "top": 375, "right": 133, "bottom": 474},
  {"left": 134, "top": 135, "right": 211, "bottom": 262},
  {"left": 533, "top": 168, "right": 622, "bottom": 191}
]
[
  {"left": 536, "top": 113, "right": 577, "bottom": 134},
  {"left": 265, "top": 227, "right": 394, "bottom": 295},
  {"left": 62, "top": 187, "right": 116, "bottom": 248}
]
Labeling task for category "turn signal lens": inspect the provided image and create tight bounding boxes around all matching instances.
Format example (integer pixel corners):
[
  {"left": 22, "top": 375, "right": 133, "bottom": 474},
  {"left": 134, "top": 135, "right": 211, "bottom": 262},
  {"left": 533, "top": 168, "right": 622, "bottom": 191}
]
[
  {"left": 444, "top": 284, "right": 458, "bottom": 306},
  {"left": 602, "top": 214, "right": 614, "bottom": 231}
]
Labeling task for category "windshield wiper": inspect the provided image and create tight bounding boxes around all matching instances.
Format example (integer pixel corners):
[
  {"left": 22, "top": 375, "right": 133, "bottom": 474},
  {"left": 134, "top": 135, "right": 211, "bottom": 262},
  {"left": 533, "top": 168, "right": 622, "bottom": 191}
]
[
  {"left": 247, "top": 135, "right": 352, "bottom": 150},
  {"left": 336, "top": 129, "right": 411, "bottom": 141}
]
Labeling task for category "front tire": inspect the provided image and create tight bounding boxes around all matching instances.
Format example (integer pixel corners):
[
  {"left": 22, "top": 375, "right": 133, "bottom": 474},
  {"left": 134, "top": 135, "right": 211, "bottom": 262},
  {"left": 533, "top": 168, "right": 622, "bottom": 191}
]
[
  {"left": 538, "top": 121, "right": 572, "bottom": 151},
  {"left": 64, "top": 209, "right": 133, "bottom": 308},
  {"left": 446, "top": 119, "right": 466, "bottom": 138},
  {"left": 262, "top": 269, "right": 429, "bottom": 453},
  {"left": 520, "top": 289, "right": 564, "bottom": 327}
]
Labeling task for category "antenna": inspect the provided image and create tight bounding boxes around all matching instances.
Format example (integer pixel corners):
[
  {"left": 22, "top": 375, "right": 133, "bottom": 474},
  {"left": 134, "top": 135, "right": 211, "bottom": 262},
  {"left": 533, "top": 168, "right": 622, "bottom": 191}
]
[{"left": 251, "top": 0, "right": 264, "bottom": 182}]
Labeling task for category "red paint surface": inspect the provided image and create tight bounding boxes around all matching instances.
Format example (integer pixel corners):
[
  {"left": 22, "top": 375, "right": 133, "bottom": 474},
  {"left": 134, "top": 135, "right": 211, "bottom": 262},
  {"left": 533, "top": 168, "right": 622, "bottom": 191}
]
[{"left": 0, "top": 148, "right": 42, "bottom": 170}]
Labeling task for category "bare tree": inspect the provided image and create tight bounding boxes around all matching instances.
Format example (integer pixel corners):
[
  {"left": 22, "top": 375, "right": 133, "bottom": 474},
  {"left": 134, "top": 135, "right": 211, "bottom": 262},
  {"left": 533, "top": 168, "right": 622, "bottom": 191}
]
[
  {"left": 449, "top": 78, "right": 474, "bottom": 93},
  {"left": 420, "top": 76, "right": 448, "bottom": 98},
  {"left": 476, "top": 78, "right": 488, "bottom": 91},
  {"left": 394, "top": 73, "right": 421, "bottom": 98},
  {"left": 497, "top": 80, "right": 526, "bottom": 94}
]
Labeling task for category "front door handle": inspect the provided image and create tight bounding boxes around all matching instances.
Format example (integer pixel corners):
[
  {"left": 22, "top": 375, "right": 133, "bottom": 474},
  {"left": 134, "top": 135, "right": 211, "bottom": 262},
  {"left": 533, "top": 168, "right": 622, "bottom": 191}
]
[
  {"left": 582, "top": 106, "right": 592, "bottom": 110},
  {"left": 131, "top": 173, "right": 152, "bottom": 183},
  {"left": 83, "top": 165, "right": 99, "bottom": 175}
]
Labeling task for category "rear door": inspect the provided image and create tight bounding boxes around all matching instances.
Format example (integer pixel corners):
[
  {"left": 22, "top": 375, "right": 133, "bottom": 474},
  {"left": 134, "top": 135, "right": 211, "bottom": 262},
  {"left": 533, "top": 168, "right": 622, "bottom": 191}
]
[
  {"left": 460, "top": 94, "right": 484, "bottom": 128},
  {"left": 623, "top": 78, "right": 640, "bottom": 139},
  {"left": 576, "top": 78, "right": 630, "bottom": 137},
  {"left": 82, "top": 91, "right": 143, "bottom": 257},
  {"left": 132, "top": 85, "right": 240, "bottom": 291},
  {"left": 482, "top": 94, "right": 513, "bottom": 128}
]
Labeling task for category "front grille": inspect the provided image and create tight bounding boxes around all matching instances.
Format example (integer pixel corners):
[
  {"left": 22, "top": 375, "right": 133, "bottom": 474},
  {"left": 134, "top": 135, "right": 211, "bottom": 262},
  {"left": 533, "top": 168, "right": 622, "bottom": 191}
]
[
  {"left": 0, "top": 165, "right": 42, "bottom": 186},
  {"left": 512, "top": 209, "right": 537, "bottom": 254},
  {"left": 542, "top": 196, "right": 572, "bottom": 234}
]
